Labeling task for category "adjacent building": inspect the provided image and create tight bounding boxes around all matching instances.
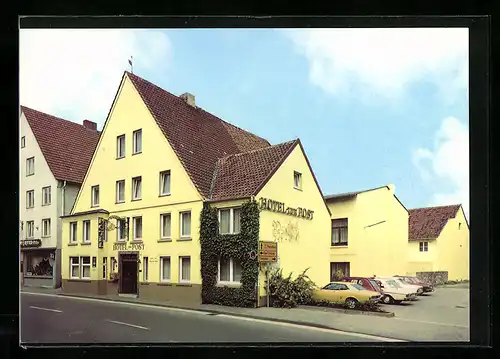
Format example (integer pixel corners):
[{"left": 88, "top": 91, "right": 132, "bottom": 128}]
[
  {"left": 60, "top": 71, "right": 331, "bottom": 307},
  {"left": 407, "top": 204, "right": 469, "bottom": 281},
  {"left": 19, "top": 106, "right": 100, "bottom": 288},
  {"left": 324, "top": 185, "right": 409, "bottom": 280}
]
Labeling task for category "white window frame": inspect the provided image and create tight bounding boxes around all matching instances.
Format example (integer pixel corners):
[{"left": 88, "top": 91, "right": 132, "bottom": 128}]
[
  {"left": 69, "top": 222, "right": 77, "bottom": 243},
  {"left": 294, "top": 171, "right": 302, "bottom": 189},
  {"left": 180, "top": 211, "right": 191, "bottom": 238},
  {"left": 159, "top": 170, "right": 171, "bottom": 196},
  {"left": 83, "top": 220, "right": 91, "bottom": 243},
  {"left": 91, "top": 185, "right": 99, "bottom": 207},
  {"left": 217, "top": 257, "right": 242, "bottom": 284},
  {"left": 26, "top": 190, "right": 34, "bottom": 208},
  {"left": 160, "top": 256, "right": 171, "bottom": 282},
  {"left": 419, "top": 241, "right": 429, "bottom": 252},
  {"left": 26, "top": 157, "right": 35, "bottom": 176},
  {"left": 132, "top": 176, "right": 142, "bottom": 200},
  {"left": 116, "top": 180, "right": 125, "bottom": 203},
  {"left": 42, "top": 218, "right": 51, "bottom": 237},
  {"left": 102, "top": 257, "right": 108, "bottom": 280},
  {"left": 142, "top": 256, "right": 148, "bottom": 282},
  {"left": 117, "top": 134, "right": 125, "bottom": 158},
  {"left": 42, "top": 186, "right": 51, "bottom": 206},
  {"left": 133, "top": 129, "right": 142, "bottom": 154},
  {"left": 26, "top": 220, "right": 34, "bottom": 239},
  {"left": 70, "top": 257, "right": 80, "bottom": 279},
  {"left": 133, "top": 216, "right": 142, "bottom": 241},
  {"left": 81, "top": 256, "right": 91, "bottom": 279},
  {"left": 117, "top": 219, "right": 127, "bottom": 242},
  {"left": 21, "top": 136, "right": 25, "bottom": 148},
  {"left": 218, "top": 207, "right": 241, "bottom": 235},
  {"left": 179, "top": 256, "right": 191, "bottom": 283},
  {"left": 160, "top": 213, "right": 172, "bottom": 239}
]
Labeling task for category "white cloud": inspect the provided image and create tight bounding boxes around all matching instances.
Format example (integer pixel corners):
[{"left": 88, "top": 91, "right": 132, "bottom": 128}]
[
  {"left": 20, "top": 29, "right": 172, "bottom": 129},
  {"left": 284, "top": 28, "right": 468, "bottom": 103},
  {"left": 413, "top": 116, "right": 469, "bottom": 218}
]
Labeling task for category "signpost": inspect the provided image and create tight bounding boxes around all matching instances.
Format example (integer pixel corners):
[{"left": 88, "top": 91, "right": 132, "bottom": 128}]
[{"left": 259, "top": 241, "right": 278, "bottom": 307}]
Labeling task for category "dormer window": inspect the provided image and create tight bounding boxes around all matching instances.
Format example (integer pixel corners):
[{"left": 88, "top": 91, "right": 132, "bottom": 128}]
[{"left": 294, "top": 171, "right": 302, "bottom": 190}]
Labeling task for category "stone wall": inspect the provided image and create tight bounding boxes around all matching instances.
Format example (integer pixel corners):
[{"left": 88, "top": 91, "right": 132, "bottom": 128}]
[{"left": 416, "top": 271, "right": 448, "bottom": 285}]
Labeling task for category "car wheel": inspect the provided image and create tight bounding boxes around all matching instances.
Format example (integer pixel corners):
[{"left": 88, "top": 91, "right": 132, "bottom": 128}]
[
  {"left": 345, "top": 298, "right": 358, "bottom": 309},
  {"left": 394, "top": 300, "right": 402, "bottom": 305},
  {"left": 382, "top": 295, "right": 394, "bottom": 304}
]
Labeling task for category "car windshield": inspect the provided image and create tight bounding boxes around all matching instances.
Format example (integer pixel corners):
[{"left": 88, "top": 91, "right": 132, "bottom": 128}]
[
  {"left": 369, "top": 279, "right": 381, "bottom": 290},
  {"left": 351, "top": 283, "right": 365, "bottom": 291},
  {"left": 387, "top": 280, "right": 401, "bottom": 288}
]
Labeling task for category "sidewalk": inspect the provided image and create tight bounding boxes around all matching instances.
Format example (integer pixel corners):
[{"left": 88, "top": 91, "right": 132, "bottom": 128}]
[{"left": 21, "top": 287, "right": 468, "bottom": 342}]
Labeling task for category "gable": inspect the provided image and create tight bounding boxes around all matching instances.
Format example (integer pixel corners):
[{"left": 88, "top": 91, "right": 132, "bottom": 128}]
[{"left": 408, "top": 204, "right": 461, "bottom": 240}]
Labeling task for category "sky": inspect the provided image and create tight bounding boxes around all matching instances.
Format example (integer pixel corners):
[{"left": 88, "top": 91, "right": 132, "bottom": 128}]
[{"left": 19, "top": 28, "right": 469, "bottom": 218}]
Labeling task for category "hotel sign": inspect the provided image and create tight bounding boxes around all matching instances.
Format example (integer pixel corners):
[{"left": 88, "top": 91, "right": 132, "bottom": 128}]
[
  {"left": 259, "top": 197, "right": 314, "bottom": 220},
  {"left": 21, "top": 239, "right": 42, "bottom": 248},
  {"left": 112, "top": 242, "right": 145, "bottom": 251},
  {"left": 259, "top": 241, "right": 277, "bottom": 263}
]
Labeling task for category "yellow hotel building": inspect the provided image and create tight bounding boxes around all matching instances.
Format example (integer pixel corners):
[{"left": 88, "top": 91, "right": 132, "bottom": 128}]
[{"left": 61, "top": 71, "right": 332, "bottom": 307}]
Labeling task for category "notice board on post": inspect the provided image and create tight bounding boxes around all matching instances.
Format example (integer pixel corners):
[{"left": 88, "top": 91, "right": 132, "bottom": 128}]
[{"left": 258, "top": 241, "right": 277, "bottom": 263}]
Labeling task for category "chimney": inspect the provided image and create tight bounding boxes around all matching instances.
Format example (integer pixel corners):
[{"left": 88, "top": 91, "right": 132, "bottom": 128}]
[
  {"left": 180, "top": 92, "right": 196, "bottom": 107},
  {"left": 83, "top": 120, "right": 97, "bottom": 131},
  {"left": 387, "top": 184, "right": 395, "bottom": 193}
]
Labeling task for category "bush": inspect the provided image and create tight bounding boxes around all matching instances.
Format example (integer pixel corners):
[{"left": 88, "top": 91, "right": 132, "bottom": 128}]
[
  {"left": 266, "top": 268, "right": 317, "bottom": 308},
  {"left": 312, "top": 298, "right": 384, "bottom": 312}
]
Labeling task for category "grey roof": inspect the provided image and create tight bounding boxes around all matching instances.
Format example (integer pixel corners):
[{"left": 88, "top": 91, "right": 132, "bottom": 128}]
[{"left": 324, "top": 185, "right": 388, "bottom": 201}]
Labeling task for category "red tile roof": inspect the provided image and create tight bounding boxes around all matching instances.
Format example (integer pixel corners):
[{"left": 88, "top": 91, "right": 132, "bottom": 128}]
[
  {"left": 126, "top": 72, "right": 271, "bottom": 199},
  {"left": 210, "top": 140, "right": 298, "bottom": 201},
  {"left": 408, "top": 204, "right": 461, "bottom": 240},
  {"left": 21, "top": 106, "right": 101, "bottom": 184}
]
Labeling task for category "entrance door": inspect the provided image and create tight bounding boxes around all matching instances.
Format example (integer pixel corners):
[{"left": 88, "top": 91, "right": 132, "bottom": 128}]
[{"left": 120, "top": 254, "right": 138, "bottom": 294}]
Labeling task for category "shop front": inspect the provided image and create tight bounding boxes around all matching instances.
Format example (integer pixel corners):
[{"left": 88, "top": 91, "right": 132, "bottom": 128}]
[{"left": 21, "top": 239, "right": 56, "bottom": 288}]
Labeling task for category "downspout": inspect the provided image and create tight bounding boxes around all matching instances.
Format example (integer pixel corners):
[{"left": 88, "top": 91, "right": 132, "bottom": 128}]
[{"left": 56, "top": 180, "right": 67, "bottom": 289}]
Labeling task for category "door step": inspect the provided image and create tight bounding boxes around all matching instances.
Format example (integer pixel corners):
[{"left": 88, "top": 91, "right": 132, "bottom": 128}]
[{"left": 118, "top": 293, "right": 138, "bottom": 298}]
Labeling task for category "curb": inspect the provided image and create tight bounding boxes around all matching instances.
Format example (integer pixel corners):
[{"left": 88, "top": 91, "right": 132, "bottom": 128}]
[
  {"left": 300, "top": 305, "right": 395, "bottom": 318},
  {"left": 26, "top": 291, "right": 406, "bottom": 340}
]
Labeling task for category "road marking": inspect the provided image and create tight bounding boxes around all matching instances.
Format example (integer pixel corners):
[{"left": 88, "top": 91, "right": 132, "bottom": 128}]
[
  {"left": 106, "top": 319, "right": 150, "bottom": 331},
  {"left": 215, "top": 314, "right": 406, "bottom": 342},
  {"left": 29, "top": 306, "right": 62, "bottom": 313},
  {"left": 391, "top": 317, "right": 469, "bottom": 329}
]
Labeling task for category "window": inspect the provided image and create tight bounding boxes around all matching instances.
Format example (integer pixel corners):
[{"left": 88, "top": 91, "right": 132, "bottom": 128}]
[
  {"left": 117, "top": 134, "right": 125, "bottom": 158},
  {"left": 332, "top": 218, "right": 348, "bottom": 246},
  {"left": 133, "top": 216, "right": 142, "bottom": 241},
  {"left": 159, "top": 170, "right": 171, "bottom": 196},
  {"left": 117, "top": 219, "right": 127, "bottom": 241},
  {"left": 21, "top": 136, "right": 25, "bottom": 148},
  {"left": 133, "top": 129, "right": 142, "bottom": 154},
  {"left": 83, "top": 220, "right": 91, "bottom": 243},
  {"left": 26, "top": 221, "right": 34, "bottom": 238},
  {"left": 116, "top": 180, "right": 125, "bottom": 203},
  {"left": 160, "top": 256, "right": 171, "bottom": 282},
  {"left": 91, "top": 185, "right": 99, "bottom": 207},
  {"left": 70, "top": 257, "right": 80, "bottom": 279},
  {"left": 26, "top": 157, "right": 35, "bottom": 176},
  {"left": 218, "top": 208, "right": 241, "bottom": 234},
  {"left": 143, "top": 257, "right": 148, "bottom": 281},
  {"left": 419, "top": 241, "right": 429, "bottom": 252},
  {"left": 26, "top": 190, "right": 34, "bottom": 208},
  {"left": 102, "top": 257, "right": 107, "bottom": 280},
  {"left": 180, "top": 211, "right": 191, "bottom": 238},
  {"left": 337, "top": 283, "right": 349, "bottom": 290},
  {"left": 330, "top": 262, "right": 350, "bottom": 280},
  {"left": 42, "top": 218, "right": 51, "bottom": 237},
  {"left": 293, "top": 171, "right": 302, "bottom": 189},
  {"left": 69, "top": 222, "right": 77, "bottom": 243},
  {"left": 160, "top": 213, "right": 171, "bottom": 239},
  {"left": 132, "top": 176, "right": 142, "bottom": 200},
  {"left": 179, "top": 256, "right": 191, "bottom": 282},
  {"left": 111, "top": 257, "right": 117, "bottom": 272},
  {"left": 42, "top": 186, "right": 51, "bottom": 206},
  {"left": 218, "top": 257, "right": 242, "bottom": 284},
  {"left": 459, "top": 222, "right": 462, "bottom": 230},
  {"left": 81, "top": 256, "right": 91, "bottom": 279}
]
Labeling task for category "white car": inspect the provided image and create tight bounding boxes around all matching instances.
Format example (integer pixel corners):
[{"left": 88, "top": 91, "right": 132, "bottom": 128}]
[
  {"left": 374, "top": 278, "right": 418, "bottom": 304},
  {"left": 389, "top": 277, "right": 424, "bottom": 296}
]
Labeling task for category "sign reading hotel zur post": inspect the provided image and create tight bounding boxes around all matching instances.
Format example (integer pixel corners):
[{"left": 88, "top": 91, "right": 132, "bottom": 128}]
[
  {"left": 258, "top": 197, "right": 314, "bottom": 220},
  {"left": 259, "top": 241, "right": 277, "bottom": 263},
  {"left": 112, "top": 242, "right": 145, "bottom": 251},
  {"left": 21, "top": 239, "right": 42, "bottom": 248}
]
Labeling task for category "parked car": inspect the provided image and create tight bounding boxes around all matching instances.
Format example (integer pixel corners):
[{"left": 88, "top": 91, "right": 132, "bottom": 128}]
[
  {"left": 313, "top": 281, "right": 382, "bottom": 309},
  {"left": 388, "top": 277, "right": 425, "bottom": 296},
  {"left": 343, "top": 276, "right": 383, "bottom": 294},
  {"left": 394, "top": 275, "right": 434, "bottom": 293},
  {"left": 372, "top": 278, "right": 417, "bottom": 304}
]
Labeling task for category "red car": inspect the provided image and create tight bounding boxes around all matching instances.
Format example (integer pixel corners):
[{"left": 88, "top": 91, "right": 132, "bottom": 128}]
[{"left": 343, "top": 276, "right": 383, "bottom": 295}]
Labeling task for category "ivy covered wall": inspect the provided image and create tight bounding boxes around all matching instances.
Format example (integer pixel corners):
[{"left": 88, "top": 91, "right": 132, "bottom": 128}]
[{"left": 199, "top": 199, "right": 260, "bottom": 307}]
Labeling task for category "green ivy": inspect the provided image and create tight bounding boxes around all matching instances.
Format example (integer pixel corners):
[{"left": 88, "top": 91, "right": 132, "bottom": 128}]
[{"left": 199, "top": 199, "right": 260, "bottom": 307}]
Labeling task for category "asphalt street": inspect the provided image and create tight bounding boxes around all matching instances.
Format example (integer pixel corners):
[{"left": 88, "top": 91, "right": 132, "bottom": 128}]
[{"left": 21, "top": 293, "right": 387, "bottom": 343}]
